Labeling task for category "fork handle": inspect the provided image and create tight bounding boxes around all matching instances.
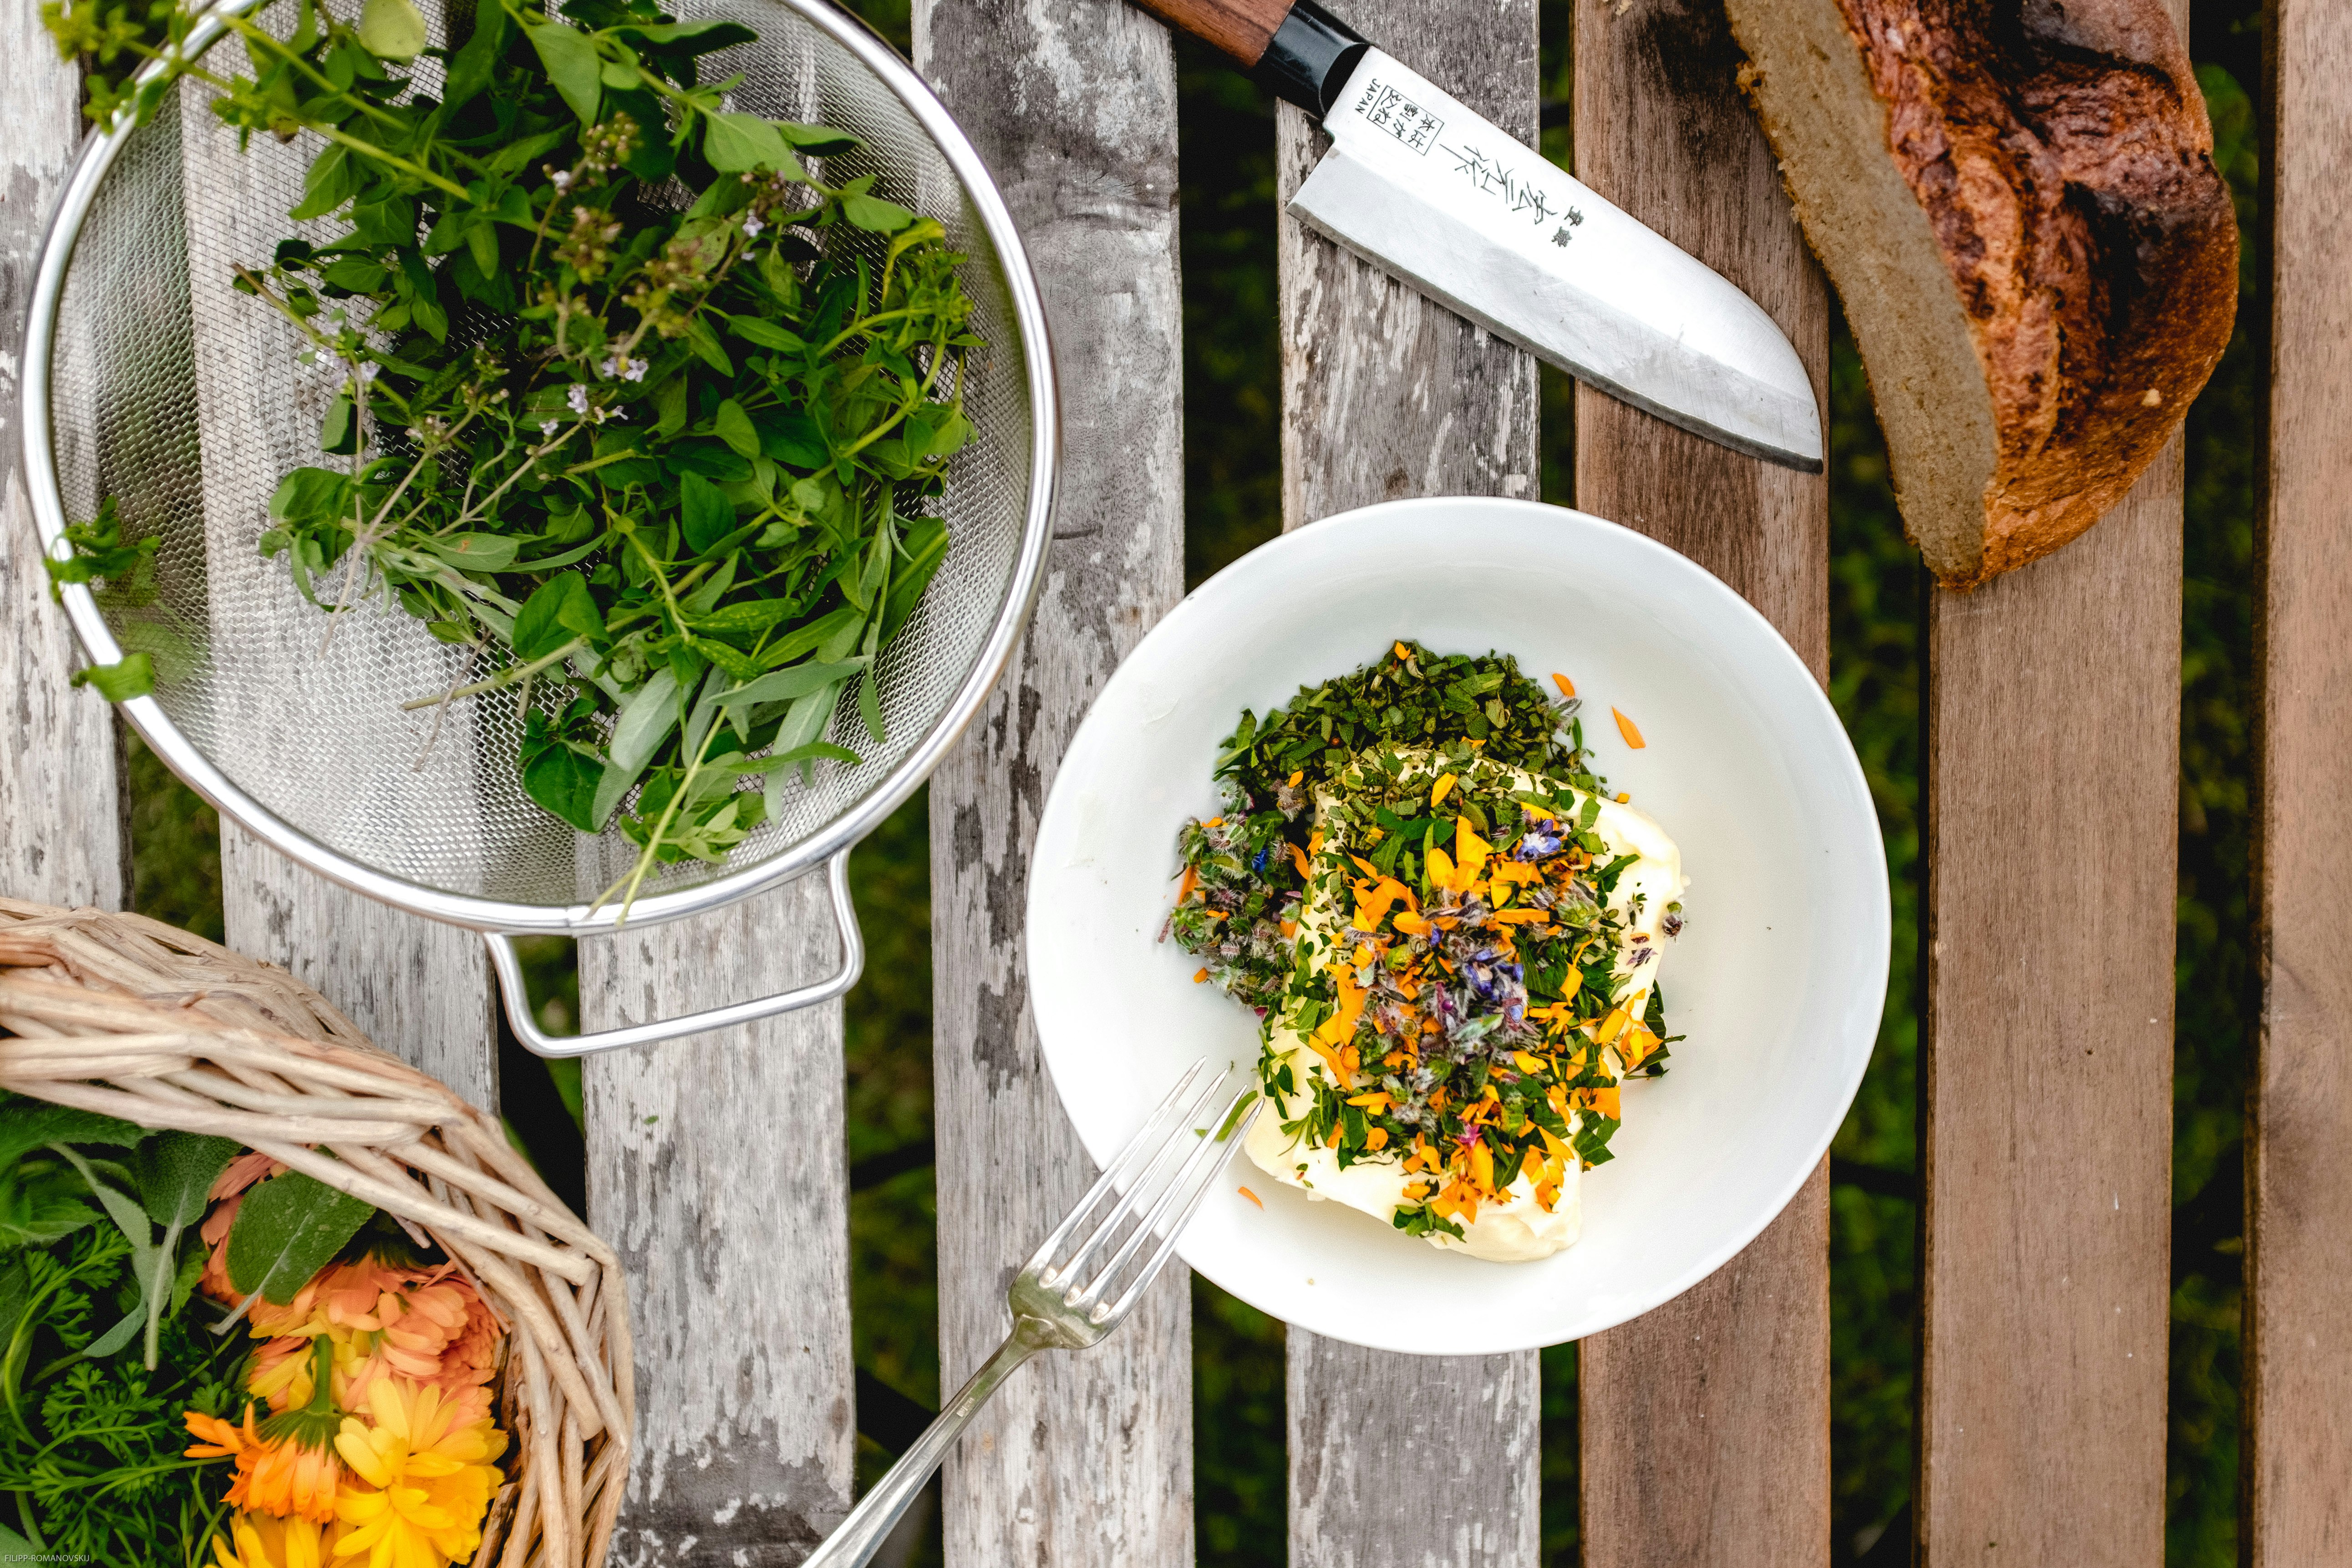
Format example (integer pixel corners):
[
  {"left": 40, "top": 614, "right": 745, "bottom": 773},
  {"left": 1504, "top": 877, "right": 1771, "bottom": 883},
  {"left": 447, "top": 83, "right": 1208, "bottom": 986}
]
[{"left": 803, "top": 1332, "right": 1041, "bottom": 1568}]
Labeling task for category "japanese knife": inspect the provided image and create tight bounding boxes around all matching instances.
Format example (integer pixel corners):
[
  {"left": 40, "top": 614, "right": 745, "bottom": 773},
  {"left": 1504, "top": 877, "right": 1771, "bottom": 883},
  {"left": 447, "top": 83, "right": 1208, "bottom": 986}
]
[{"left": 1126, "top": 0, "right": 1824, "bottom": 471}]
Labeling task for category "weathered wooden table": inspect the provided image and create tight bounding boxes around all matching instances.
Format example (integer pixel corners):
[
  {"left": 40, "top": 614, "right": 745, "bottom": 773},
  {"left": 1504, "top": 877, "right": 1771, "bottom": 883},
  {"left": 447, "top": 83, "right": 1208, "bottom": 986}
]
[{"left": 4, "top": 0, "right": 2347, "bottom": 1562}]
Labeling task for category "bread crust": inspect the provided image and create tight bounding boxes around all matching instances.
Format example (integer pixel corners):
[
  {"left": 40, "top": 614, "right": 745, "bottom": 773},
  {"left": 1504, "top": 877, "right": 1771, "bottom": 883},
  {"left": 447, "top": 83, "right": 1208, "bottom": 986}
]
[{"left": 1730, "top": 0, "right": 2237, "bottom": 587}]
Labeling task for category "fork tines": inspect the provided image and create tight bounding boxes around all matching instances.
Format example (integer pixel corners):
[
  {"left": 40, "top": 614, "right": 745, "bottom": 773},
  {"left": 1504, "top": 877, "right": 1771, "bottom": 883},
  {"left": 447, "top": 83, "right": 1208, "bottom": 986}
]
[{"left": 1026, "top": 1060, "right": 1259, "bottom": 1328}]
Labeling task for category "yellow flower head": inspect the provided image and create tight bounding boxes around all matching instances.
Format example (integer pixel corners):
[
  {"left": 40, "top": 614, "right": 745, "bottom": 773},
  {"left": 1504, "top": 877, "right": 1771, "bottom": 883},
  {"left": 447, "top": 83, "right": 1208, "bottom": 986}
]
[
  {"left": 208, "top": 1510, "right": 338, "bottom": 1568},
  {"left": 332, "top": 1378, "right": 508, "bottom": 1568}
]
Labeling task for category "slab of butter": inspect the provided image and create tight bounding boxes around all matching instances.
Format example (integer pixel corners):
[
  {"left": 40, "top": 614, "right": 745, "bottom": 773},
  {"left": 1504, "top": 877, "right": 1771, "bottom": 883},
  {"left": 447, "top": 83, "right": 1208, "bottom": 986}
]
[{"left": 1244, "top": 751, "right": 1685, "bottom": 1262}]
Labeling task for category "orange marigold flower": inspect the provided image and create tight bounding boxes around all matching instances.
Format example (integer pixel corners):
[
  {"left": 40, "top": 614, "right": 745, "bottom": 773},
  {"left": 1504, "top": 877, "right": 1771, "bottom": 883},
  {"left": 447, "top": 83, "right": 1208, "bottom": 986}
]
[
  {"left": 186, "top": 1402, "right": 341, "bottom": 1524},
  {"left": 250, "top": 1263, "right": 504, "bottom": 1415}
]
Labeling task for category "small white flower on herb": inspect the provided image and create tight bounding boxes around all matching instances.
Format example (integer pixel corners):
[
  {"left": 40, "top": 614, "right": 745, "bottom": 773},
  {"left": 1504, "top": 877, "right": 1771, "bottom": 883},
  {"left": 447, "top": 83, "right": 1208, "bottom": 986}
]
[
  {"left": 742, "top": 215, "right": 766, "bottom": 238},
  {"left": 622, "top": 357, "right": 646, "bottom": 381},
  {"left": 540, "top": 419, "right": 560, "bottom": 436},
  {"left": 354, "top": 362, "right": 379, "bottom": 383},
  {"left": 567, "top": 384, "right": 590, "bottom": 415},
  {"left": 598, "top": 355, "right": 619, "bottom": 379},
  {"left": 548, "top": 166, "right": 574, "bottom": 192}
]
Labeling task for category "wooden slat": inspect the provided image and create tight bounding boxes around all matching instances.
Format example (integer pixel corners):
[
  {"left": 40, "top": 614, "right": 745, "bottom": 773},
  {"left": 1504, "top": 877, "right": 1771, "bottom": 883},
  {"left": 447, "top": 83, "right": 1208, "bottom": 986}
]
[
  {"left": 1, "top": 27, "right": 126, "bottom": 911},
  {"left": 579, "top": 883, "right": 855, "bottom": 1557},
  {"left": 1569, "top": 2, "right": 1832, "bottom": 1562},
  {"left": 2247, "top": 0, "right": 2352, "bottom": 1557},
  {"left": 218, "top": 829, "right": 496, "bottom": 1106},
  {"left": 913, "top": 2, "right": 1194, "bottom": 1562},
  {"left": 1914, "top": 2, "right": 2186, "bottom": 1557},
  {"left": 1917, "top": 460, "right": 2180, "bottom": 1565},
  {"left": 1275, "top": 3, "right": 1543, "bottom": 1561},
  {"left": 175, "top": 84, "right": 499, "bottom": 1106}
]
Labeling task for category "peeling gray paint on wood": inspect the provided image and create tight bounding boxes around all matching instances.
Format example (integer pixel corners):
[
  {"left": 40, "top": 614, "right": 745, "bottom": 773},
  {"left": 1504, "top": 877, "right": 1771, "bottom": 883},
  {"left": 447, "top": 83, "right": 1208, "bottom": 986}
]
[
  {"left": 915, "top": 1, "right": 1195, "bottom": 1562},
  {"left": 218, "top": 822, "right": 498, "bottom": 1106},
  {"left": 1276, "top": 2, "right": 1543, "bottom": 1562},
  {"left": 1568, "top": 0, "right": 1833, "bottom": 1561},
  {"left": 173, "top": 79, "right": 498, "bottom": 1105},
  {"left": 580, "top": 878, "right": 857, "bottom": 1566},
  {"left": 1, "top": 20, "right": 125, "bottom": 910}
]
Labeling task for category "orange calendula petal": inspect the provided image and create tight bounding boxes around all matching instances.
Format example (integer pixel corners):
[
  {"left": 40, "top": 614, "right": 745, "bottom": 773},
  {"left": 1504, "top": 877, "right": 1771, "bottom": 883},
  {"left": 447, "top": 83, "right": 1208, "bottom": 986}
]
[
  {"left": 1613, "top": 708, "right": 1646, "bottom": 748},
  {"left": 1286, "top": 770, "right": 1304, "bottom": 787},
  {"left": 1394, "top": 641, "right": 1413, "bottom": 660},
  {"left": 1364, "top": 1126, "right": 1390, "bottom": 1151},
  {"left": 1489, "top": 908, "right": 1549, "bottom": 925},
  {"left": 1430, "top": 772, "right": 1457, "bottom": 807},
  {"left": 1288, "top": 842, "right": 1313, "bottom": 877},
  {"left": 1511, "top": 1050, "right": 1547, "bottom": 1075},
  {"left": 1552, "top": 673, "right": 1575, "bottom": 698},
  {"left": 1238, "top": 1186, "right": 1264, "bottom": 1209},
  {"left": 1193, "top": 967, "right": 1209, "bottom": 983}
]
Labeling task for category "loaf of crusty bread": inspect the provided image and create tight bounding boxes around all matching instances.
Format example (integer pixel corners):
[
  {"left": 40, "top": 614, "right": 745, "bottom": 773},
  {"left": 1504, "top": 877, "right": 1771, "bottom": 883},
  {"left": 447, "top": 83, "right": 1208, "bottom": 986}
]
[{"left": 1723, "top": 0, "right": 2236, "bottom": 588}]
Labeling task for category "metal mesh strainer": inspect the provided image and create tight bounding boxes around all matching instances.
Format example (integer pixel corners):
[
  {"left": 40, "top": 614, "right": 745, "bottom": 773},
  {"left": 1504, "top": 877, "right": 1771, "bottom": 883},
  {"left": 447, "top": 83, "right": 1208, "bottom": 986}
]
[{"left": 21, "top": 0, "right": 1056, "bottom": 1054}]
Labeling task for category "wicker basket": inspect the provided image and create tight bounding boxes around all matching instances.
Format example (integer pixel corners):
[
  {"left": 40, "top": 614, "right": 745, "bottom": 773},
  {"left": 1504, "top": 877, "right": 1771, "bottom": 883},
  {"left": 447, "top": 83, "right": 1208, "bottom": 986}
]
[{"left": 0, "top": 898, "right": 633, "bottom": 1567}]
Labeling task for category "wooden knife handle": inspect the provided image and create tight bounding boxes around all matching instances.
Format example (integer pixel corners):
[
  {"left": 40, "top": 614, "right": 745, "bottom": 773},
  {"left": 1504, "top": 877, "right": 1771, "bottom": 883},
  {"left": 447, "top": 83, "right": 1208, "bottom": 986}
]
[{"left": 1127, "top": 0, "right": 1296, "bottom": 65}]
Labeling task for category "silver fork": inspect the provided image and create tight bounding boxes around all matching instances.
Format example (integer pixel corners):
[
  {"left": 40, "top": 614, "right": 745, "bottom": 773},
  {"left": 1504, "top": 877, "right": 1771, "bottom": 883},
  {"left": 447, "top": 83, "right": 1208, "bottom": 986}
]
[{"left": 803, "top": 1059, "right": 1260, "bottom": 1567}]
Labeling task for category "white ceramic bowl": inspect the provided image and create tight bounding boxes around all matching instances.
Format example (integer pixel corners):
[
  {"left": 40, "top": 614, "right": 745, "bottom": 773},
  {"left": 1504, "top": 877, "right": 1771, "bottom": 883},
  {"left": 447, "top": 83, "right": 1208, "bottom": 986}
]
[{"left": 1026, "top": 497, "right": 1888, "bottom": 1354}]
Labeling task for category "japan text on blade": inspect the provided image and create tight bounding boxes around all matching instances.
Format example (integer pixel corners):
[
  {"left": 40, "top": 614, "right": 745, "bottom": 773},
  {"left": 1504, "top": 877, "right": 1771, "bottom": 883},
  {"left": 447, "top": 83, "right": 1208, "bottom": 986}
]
[{"left": 1137, "top": 0, "right": 1825, "bottom": 471}]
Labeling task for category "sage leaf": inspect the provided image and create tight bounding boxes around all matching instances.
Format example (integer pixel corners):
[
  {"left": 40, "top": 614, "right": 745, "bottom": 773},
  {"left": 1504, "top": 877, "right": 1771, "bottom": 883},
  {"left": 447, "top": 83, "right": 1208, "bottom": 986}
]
[
  {"left": 130, "top": 1132, "right": 241, "bottom": 1228},
  {"left": 82, "top": 1304, "right": 143, "bottom": 1359},
  {"left": 0, "top": 1100, "right": 142, "bottom": 1171},
  {"left": 225, "top": 1168, "right": 374, "bottom": 1305},
  {"left": 0, "top": 1162, "right": 97, "bottom": 1249}
]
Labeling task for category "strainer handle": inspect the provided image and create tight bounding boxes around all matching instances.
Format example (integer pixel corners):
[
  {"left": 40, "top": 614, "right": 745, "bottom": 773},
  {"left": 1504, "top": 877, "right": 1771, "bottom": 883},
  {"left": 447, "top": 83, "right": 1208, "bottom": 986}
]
[{"left": 485, "top": 850, "right": 866, "bottom": 1057}]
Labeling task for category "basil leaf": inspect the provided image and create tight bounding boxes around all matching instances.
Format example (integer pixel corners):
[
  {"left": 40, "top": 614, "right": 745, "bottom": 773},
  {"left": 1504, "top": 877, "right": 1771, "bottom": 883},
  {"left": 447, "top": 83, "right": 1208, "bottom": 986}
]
[
  {"left": 711, "top": 398, "right": 759, "bottom": 458},
  {"left": 527, "top": 19, "right": 602, "bottom": 125},
  {"left": 703, "top": 112, "right": 801, "bottom": 177},
  {"left": 512, "top": 571, "right": 603, "bottom": 660},
  {"left": 356, "top": 0, "right": 426, "bottom": 59},
  {"left": 679, "top": 472, "right": 737, "bottom": 553}
]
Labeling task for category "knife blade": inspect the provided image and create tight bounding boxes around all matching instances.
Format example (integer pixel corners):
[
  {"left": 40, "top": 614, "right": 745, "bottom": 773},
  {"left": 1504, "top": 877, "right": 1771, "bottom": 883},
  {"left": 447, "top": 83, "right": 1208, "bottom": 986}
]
[{"left": 1126, "top": 0, "right": 1824, "bottom": 472}]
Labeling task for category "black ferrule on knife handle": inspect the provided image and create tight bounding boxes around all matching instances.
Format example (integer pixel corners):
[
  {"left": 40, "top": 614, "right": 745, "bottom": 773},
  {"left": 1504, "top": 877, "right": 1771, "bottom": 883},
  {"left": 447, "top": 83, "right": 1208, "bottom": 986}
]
[{"left": 1253, "top": 0, "right": 1371, "bottom": 117}]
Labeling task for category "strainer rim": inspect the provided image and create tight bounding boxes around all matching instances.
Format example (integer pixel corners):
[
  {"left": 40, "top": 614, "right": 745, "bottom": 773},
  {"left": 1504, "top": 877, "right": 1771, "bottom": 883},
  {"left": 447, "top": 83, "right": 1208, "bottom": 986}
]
[{"left": 21, "top": 0, "right": 1058, "bottom": 935}]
